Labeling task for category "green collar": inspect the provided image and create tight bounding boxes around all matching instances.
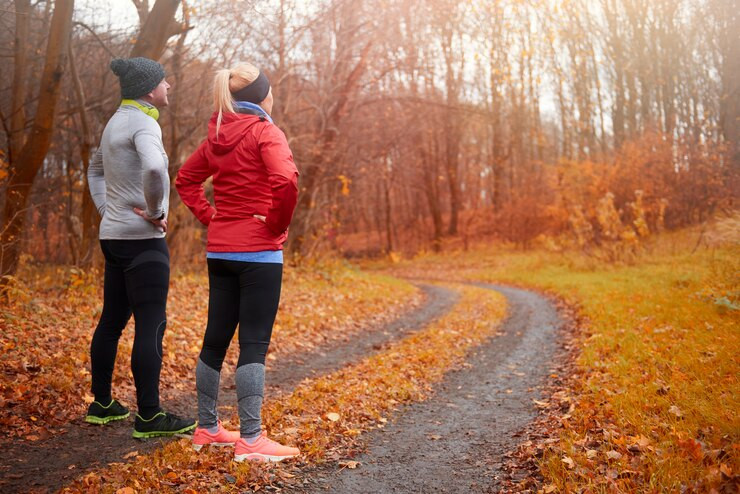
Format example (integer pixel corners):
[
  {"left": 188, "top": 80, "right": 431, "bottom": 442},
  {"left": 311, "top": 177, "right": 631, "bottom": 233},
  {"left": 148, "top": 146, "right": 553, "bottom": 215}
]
[{"left": 121, "top": 99, "right": 159, "bottom": 121}]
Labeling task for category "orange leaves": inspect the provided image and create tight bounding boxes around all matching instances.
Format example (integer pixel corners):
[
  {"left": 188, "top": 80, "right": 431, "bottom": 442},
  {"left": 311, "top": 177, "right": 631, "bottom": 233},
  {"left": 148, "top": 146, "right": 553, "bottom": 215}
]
[
  {"left": 259, "top": 284, "right": 507, "bottom": 467},
  {"left": 64, "top": 284, "right": 507, "bottom": 492},
  {"left": 1, "top": 262, "right": 417, "bottom": 442},
  {"left": 337, "top": 175, "right": 351, "bottom": 196}
]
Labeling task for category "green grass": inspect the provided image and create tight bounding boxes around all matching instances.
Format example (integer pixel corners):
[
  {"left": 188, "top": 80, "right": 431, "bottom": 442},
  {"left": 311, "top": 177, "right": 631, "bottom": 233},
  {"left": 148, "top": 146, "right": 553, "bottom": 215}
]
[{"left": 380, "top": 230, "right": 739, "bottom": 491}]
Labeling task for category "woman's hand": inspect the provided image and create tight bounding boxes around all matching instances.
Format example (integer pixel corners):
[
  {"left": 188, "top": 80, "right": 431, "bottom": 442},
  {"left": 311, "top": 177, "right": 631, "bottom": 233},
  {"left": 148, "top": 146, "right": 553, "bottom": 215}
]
[
  {"left": 134, "top": 207, "right": 168, "bottom": 233},
  {"left": 253, "top": 214, "right": 266, "bottom": 223}
]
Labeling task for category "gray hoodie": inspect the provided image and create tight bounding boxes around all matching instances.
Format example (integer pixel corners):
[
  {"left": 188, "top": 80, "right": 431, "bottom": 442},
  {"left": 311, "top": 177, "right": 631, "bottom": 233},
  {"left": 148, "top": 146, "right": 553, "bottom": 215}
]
[{"left": 88, "top": 101, "right": 169, "bottom": 240}]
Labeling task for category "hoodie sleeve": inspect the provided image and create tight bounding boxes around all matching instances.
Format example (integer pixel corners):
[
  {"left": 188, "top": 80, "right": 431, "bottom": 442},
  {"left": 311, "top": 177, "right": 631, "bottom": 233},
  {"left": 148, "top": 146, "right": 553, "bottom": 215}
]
[
  {"left": 175, "top": 140, "right": 217, "bottom": 226},
  {"left": 258, "top": 124, "right": 299, "bottom": 234},
  {"left": 132, "top": 123, "right": 169, "bottom": 219},
  {"left": 88, "top": 147, "right": 107, "bottom": 217}
]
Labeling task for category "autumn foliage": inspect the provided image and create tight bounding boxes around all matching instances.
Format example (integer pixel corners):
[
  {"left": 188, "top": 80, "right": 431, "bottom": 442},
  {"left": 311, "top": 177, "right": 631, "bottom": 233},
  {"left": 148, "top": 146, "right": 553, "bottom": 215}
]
[
  {"left": 382, "top": 224, "right": 739, "bottom": 491},
  {"left": 0, "top": 262, "right": 419, "bottom": 440}
]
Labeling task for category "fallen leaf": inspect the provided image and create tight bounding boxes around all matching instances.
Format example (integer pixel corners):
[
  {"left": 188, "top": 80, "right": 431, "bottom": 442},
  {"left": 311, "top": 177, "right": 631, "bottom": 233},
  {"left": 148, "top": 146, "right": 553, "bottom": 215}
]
[
  {"left": 123, "top": 451, "right": 138, "bottom": 459},
  {"left": 606, "top": 450, "right": 622, "bottom": 460},
  {"left": 339, "top": 460, "right": 360, "bottom": 469},
  {"left": 428, "top": 434, "right": 442, "bottom": 440},
  {"left": 115, "top": 488, "right": 134, "bottom": 494},
  {"left": 165, "top": 471, "right": 178, "bottom": 481},
  {"left": 668, "top": 405, "right": 683, "bottom": 418},
  {"left": 586, "top": 449, "right": 598, "bottom": 459},
  {"left": 326, "top": 412, "right": 341, "bottom": 422},
  {"left": 561, "top": 456, "right": 575, "bottom": 469}
]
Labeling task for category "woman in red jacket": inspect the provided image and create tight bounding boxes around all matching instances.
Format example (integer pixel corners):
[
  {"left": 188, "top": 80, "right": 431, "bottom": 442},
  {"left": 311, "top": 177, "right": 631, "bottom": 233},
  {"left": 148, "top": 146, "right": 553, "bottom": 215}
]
[{"left": 175, "top": 63, "right": 300, "bottom": 462}]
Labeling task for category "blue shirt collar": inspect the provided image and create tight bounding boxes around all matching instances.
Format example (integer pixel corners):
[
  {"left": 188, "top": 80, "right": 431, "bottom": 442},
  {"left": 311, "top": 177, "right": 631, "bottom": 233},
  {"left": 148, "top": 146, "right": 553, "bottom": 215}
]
[{"left": 233, "top": 100, "right": 273, "bottom": 123}]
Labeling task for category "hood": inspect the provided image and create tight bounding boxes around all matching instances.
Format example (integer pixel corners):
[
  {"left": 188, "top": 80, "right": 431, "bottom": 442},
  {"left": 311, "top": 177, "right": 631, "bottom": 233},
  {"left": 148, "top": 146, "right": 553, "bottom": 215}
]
[{"left": 208, "top": 111, "right": 264, "bottom": 155}]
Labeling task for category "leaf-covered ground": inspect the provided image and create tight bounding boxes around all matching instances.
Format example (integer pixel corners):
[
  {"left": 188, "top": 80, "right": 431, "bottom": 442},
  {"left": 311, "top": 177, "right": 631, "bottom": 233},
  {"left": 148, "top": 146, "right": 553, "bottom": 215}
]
[
  {"left": 0, "top": 261, "right": 420, "bottom": 442},
  {"left": 379, "top": 229, "right": 739, "bottom": 491},
  {"left": 61, "top": 284, "right": 507, "bottom": 492},
  {"left": 3, "top": 224, "right": 737, "bottom": 493}
]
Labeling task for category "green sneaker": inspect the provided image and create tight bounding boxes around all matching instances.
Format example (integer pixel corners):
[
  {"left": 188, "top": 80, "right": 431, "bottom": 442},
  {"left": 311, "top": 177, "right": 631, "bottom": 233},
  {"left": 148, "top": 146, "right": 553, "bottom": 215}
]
[
  {"left": 132, "top": 411, "right": 196, "bottom": 439},
  {"left": 85, "top": 399, "right": 130, "bottom": 425}
]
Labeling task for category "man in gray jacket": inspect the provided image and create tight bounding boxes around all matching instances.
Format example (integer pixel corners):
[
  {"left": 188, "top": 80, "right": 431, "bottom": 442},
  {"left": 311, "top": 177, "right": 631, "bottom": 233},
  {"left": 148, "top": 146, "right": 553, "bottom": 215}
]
[{"left": 86, "top": 57, "right": 195, "bottom": 439}]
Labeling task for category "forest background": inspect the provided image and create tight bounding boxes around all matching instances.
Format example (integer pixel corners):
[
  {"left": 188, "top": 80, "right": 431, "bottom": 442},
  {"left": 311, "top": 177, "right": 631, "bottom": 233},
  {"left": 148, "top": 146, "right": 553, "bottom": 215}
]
[
  {"left": 0, "top": 0, "right": 737, "bottom": 278},
  {"left": 0, "top": 1, "right": 738, "bottom": 491}
]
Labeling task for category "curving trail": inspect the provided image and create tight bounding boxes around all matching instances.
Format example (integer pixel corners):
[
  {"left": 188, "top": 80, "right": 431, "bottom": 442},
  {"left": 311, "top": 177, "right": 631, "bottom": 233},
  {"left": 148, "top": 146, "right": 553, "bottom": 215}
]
[
  {"left": 0, "top": 285, "right": 457, "bottom": 494},
  {"left": 301, "top": 284, "right": 563, "bottom": 494}
]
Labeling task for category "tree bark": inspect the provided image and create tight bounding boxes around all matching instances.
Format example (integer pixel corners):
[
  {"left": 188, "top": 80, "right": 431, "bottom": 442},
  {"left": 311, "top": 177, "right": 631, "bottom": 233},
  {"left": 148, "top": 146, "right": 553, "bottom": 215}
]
[
  {"left": 130, "top": 0, "right": 182, "bottom": 59},
  {"left": 9, "top": 0, "right": 30, "bottom": 164},
  {"left": 718, "top": 0, "right": 740, "bottom": 168},
  {"left": 67, "top": 37, "right": 96, "bottom": 266},
  {"left": 1, "top": 0, "right": 75, "bottom": 282}
]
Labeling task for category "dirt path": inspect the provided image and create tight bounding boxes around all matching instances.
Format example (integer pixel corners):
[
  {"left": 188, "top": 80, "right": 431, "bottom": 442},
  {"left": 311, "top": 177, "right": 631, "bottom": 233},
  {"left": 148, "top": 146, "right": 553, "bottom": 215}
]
[
  {"left": 300, "top": 283, "right": 563, "bottom": 493},
  {"left": 0, "top": 285, "right": 457, "bottom": 493}
]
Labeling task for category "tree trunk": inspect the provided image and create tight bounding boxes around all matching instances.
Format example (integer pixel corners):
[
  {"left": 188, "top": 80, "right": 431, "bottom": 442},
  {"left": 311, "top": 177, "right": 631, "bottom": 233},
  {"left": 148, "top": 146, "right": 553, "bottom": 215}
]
[
  {"left": 1, "top": 0, "right": 75, "bottom": 282},
  {"left": 130, "top": 0, "right": 182, "bottom": 60},
  {"left": 442, "top": 28, "right": 461, "bottom": 236},
  {"left": 383, "top": 178, "right": 393, "bottom": 253},
  {"left": 718, "top": 0, "right": 740, "bottom": 168},
  {"left": 68, "top": 37, "right": 96, "bottom": 266},
  {"left": 421, "top": 144, "right": 443, "bottom": 252},
  {"left": 9, "top": 0, "right": 30, "bottom": 163}
]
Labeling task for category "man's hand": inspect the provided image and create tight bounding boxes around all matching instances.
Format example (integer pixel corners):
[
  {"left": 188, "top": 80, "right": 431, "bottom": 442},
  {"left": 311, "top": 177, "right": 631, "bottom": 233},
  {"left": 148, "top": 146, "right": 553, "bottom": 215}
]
[{"left": 134, "top": 207, "right": 168, "bottom": 232}]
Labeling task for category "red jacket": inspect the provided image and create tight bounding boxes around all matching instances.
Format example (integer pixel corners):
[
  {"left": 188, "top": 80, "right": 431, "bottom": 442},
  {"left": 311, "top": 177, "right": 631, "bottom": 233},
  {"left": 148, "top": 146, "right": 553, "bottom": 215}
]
[{"left": 175, "top": 111, "right": 299, "bottom": 252}]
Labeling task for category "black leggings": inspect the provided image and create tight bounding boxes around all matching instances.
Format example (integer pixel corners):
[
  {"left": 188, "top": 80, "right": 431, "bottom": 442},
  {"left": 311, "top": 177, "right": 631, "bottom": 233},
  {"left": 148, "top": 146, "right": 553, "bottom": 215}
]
[
  {"left": 199, "top": 259, "right": 282, "bottom": 372},
  {"left": 90, "top": 238, "right": 169, "bottom": 417}
]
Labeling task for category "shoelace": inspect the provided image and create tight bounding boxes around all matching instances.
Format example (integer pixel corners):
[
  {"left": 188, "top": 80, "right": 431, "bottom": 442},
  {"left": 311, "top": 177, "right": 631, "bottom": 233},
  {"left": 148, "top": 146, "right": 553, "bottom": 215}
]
[{"left": 260, "top": 433, "right": 283, "bottom": 447}]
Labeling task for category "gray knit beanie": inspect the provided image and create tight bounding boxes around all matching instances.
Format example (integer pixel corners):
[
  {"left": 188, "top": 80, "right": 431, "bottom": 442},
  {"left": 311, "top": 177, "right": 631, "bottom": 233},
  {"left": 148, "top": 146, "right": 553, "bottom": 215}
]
[{"left": 110, "top": 57, "right": 165, "bottom": 99}]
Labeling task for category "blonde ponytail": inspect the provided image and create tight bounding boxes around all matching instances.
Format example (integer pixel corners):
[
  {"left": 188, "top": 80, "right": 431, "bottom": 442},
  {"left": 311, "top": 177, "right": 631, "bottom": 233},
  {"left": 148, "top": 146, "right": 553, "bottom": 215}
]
[
  {"left": 214, "top": 69, "right": 234, "bottom": 138},
  {"left": 212, "top": 62, "right": 261, "bottom": 138}
]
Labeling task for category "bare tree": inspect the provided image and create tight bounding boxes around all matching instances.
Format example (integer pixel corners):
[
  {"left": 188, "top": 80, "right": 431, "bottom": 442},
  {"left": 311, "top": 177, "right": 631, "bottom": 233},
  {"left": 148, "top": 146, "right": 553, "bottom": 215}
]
[{"left": 1, "top": 0, "right": 75, "bottom": 282}]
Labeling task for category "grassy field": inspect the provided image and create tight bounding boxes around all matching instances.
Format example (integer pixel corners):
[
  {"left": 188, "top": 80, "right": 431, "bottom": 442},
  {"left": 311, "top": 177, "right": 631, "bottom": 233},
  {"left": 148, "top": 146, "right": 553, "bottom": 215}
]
[{"left": 382, "top": 227, "right": 739, "bottom": 491}]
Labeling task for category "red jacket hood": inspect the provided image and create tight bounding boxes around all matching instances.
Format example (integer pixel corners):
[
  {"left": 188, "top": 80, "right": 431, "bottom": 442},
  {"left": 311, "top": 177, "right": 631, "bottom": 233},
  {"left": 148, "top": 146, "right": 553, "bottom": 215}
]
[
  {"left": 176, "top": 109, "right": 299, "bottom": 252},
  {"left": 208, "top": 111, "right": 264, "bottom": 155}
]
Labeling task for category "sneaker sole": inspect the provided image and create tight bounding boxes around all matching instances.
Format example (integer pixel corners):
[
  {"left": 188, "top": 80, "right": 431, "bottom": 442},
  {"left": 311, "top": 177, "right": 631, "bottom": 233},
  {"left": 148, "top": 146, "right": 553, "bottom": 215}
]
[
  {"left": 193, "top": 441, "right": 235, "bottom": 452},
  {"left": 85, "top": 412, "right": 130, "bottom": 425},
  {"left": 234, "top": 452, "right": 299, "bottom": 463},
  {"left": 132, "top": 423, "right": 197, "bottom": 439}
]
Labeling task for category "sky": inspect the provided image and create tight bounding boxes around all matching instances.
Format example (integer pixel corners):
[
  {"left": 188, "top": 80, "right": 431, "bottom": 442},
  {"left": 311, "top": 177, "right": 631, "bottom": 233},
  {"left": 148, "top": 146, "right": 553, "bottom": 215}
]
[
  {"left": 75, "top": 0, "right": 141, "bottom": 30},
  {"left": 74, "top": 0, "right": 561, "bottom": 119}
]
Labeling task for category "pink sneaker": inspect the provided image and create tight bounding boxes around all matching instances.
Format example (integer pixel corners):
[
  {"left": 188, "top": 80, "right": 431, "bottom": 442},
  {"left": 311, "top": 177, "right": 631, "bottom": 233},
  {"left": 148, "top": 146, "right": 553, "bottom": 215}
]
[
  {"left": 234, "top": 432, "right": 300, "bottom": 462},
  {"left": 192, "top": 421, "right": 240, "bottom": 451}
]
